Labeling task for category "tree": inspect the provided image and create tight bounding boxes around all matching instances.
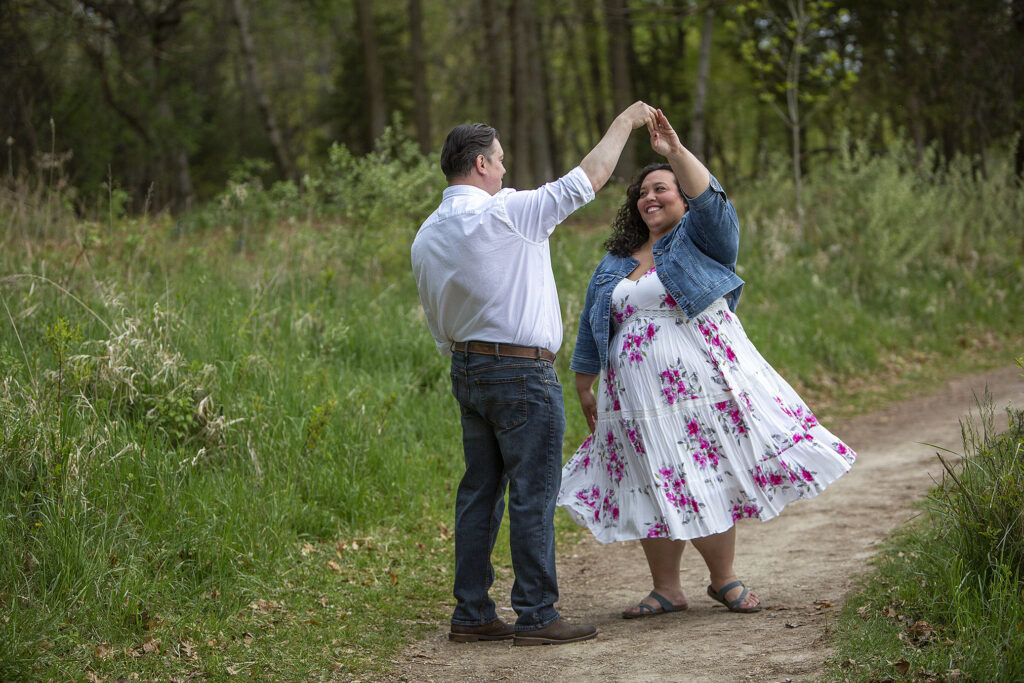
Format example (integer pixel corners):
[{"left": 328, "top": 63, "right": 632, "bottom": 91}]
[
  {"left": 407, "top": 0, "right": 431, "bottom": 154},
  {"left": 733, "top": 0, "right": 857, "bottom": 231},
  {"left": 354, "top": 0, "right": 387, "bottom": 142},
  {"left": 231, "top": 0, "right": 295, "bottom": 181},
  {"left": 48, "top": 0, "right": 201, "bottom": 210},
  {"left": 848, "top": 0, "right": 1021, "bottom": 169},
  {"left": 509, "top": 0, "right": 554, "bottom": 187},
  {"left": 691, "top": 2, "right": 716, "bottom": 161},
  {"left": 603, "top": 0, "right": 636, "bottom": 179}
]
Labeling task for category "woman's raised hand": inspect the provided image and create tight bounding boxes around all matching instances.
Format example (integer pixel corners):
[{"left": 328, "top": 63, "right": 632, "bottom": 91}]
[
  {"left": 649, "top": 108, "right": 684, "bottom": 157},
  {"left": 619, "top": 101, "right": 658, "bottom": 131}
]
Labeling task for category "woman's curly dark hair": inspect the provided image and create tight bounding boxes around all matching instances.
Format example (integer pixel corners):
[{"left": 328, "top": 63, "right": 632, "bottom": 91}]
[{"left": 603, "top": 163, "right": 688, "bottom": 257}]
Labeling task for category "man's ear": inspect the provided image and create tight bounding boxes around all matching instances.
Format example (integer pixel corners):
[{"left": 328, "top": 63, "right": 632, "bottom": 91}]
[{"left": 474, "top": 153, "right": 488, "bottom": 175}]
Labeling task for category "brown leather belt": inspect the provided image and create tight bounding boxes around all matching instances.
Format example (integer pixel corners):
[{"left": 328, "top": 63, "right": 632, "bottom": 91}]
[{"left": 452, "top": 341, "right": 556, "bottom": 363}]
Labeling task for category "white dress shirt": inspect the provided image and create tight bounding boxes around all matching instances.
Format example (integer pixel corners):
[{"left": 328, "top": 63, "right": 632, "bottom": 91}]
[{"left": 411, "top": 166, "right": 596, "bottom": 356}]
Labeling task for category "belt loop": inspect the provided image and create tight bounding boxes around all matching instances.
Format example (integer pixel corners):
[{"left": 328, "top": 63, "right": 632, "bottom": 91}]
[
  {"left": 534, "top": 346, "right": 541, "bottom": 360},
  {"left": 491, "top": 342, "right": 500, "bottom": 360}
]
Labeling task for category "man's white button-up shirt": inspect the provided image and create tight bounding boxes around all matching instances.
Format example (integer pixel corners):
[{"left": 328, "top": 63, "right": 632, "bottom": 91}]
[{"left": 411, "top": 166, "right": 596, "bottom": 356}]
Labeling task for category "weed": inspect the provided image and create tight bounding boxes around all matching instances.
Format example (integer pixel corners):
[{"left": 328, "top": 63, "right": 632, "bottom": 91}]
[{"left": 826, "top": 403, "right": 1024, "bottom": 682}]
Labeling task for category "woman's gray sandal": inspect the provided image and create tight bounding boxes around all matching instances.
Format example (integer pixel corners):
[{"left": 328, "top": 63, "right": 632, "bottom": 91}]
[
  {"left": 622, "top": 590, "right": 686, "bottom": 619},
  {"left": 707, "top": 580, "right": 762, "bottom": 613}
]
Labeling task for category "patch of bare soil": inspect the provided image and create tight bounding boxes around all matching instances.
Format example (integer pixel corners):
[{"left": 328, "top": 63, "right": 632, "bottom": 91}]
[{"left": 388, "top": 365, "right": 1023, "bottom": 683}]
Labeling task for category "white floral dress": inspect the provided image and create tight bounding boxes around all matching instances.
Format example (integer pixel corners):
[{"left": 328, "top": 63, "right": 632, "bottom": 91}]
[{"left": 557, "top": 268, "right": 856, "bottom": 543}]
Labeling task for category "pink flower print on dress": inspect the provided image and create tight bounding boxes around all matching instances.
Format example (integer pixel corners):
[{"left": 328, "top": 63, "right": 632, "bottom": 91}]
[
  {"left": 646, "top": 522, "right": 669, "bottom": 538},
  {"left": 601, "top": 490, "right": 619, "bottom": 521},
  {"left": 686, "top": 420, "right": 700, "bottom": 437},
  {"left": 800, "top": 468, "right": 815, "bottom": 482},
  {"left": 624, "top": 422, "right": 646, "bottom": 456},
  {"left": 726, "top": 346, "right": 737, "bottom": 362},
  {"left": 575, "top": 486, "right": 601, "bottom": 521},
  {"left": 662, "top": 291, "right": 677, "bottom": 308},
  {"left": 753, "top": 465, "right": 769, "bottom": 489},
  {"left": 645, "top": 323, "right": 656, "bottom": 341},
  {"left": 606, "top": 449, "right": 625, "bottom": 483},
  {"left": 731, "top": 498, "right": 759, "bottom": 521},
  {"left": 612, "top": 303, "right": 636, "bottom": 323},
  {"left": 835, "top": 442, "right": 856, "bottom": 461}
]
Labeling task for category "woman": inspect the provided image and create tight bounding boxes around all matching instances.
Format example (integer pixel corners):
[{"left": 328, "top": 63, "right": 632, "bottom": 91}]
[{"left": 557, "top": 110, "right": 855, "bottom": 617}]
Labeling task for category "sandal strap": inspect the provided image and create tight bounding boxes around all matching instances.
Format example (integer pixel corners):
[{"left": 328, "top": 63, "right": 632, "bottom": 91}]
[
  {"left": 711, "top": 580, "right": 749, "bottom": 609},
  {"left": 633, "top": 601, "right": 657, "bottom": 614},
  {"left": 647, "top": 591, "right": 676, "bottom": 613},
  {"left": 727, "top": 587, "right": 750, "bottom": 610}
]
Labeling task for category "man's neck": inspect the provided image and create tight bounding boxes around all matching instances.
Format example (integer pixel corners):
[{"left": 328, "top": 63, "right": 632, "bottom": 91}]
[{"left": 449, "top": 175, "right": 494, "bottom": 195}]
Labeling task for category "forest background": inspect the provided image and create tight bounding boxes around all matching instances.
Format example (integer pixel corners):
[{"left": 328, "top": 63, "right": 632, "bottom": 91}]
[
  {"left": 1, "top": 0, "right": 1023, "bottom": 680},
  {"left": 3, "top": 0, "right": 1022, "bottom": 211}
]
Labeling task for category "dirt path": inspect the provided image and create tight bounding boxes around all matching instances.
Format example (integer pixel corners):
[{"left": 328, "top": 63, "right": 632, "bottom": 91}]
[{"left": 389, "top": 365, "right": 1023, "bottom": 683}]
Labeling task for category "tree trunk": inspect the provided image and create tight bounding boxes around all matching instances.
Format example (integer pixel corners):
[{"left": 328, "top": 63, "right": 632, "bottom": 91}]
[
  {"left": 408, "top": 0, "right": 431, "bottom": 154},
  {"left": 355, "top": 0, "right": 387, "bottom": 143},
  {"left": 583, "top": 0, "right": 608, "bottom": 141},
  {"left": 482, "top": 0, "right": 510, "bottom": 137},
  {"left": 231, "top": 0, "right": 295, "bottom": 181},
  {"left": 786, "top": 0, "right": 805, "bottom": 233},
  {"left": 528, "top": 7, "right": 554, "bottom": 182},
  {"left": 690, "top": 3, "right": 714, "bottom": 161},
  {"left": 511, "top": 0, "right": 534, "bottom": 188},
  {"left": 603, "top": 0, "right": 635, "bottom": 179}
]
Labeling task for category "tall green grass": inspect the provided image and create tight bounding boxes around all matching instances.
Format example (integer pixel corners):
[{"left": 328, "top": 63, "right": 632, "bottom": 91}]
[
  {"left": 1, "top": 130, "right": 1022, "bottom": 679},
  {"left": 826, "top": 392, "right": 1024, "bottom": 682}
]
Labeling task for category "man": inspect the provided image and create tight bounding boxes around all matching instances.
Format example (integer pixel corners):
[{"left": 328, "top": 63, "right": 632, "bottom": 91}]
[{"left": 411, "top": 101, "right": 655, "bottom": 646}]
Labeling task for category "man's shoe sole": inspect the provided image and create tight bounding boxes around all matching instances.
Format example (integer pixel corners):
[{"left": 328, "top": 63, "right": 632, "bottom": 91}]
[
  {"left": 512, "top": 631, "right": 597, "bottom": 646},
  {"left": 448, "top": 632, "right": 514, "bottom": 642}
]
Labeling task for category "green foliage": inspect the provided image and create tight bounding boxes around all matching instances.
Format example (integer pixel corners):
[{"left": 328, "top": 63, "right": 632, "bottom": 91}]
[
  {"left": 734, "top": 134, "right": 1024, "bottom": 386},
  {"left": 826, "top": 405, "right": 1024, "bottom": 682},
  {"left": 732, "top": 0, "right": 858, "bottom": 119},
  {"left": 0, "top": 131, "right": 1021, "bottom": 679}
]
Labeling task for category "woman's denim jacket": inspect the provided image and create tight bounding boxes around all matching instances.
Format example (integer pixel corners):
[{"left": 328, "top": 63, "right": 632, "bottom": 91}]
[{"left": 570, "top": 174, "right": 744, "bottom": 376}]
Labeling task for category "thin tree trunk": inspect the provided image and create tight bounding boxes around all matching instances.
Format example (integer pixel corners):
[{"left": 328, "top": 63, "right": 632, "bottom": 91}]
[
  {"left": 583, "top": 0, "right": 608, "bottom": 141},
  {"left": 528, "top": 8, "right": 554, "bottom": 182},
  {"left": 231, "top": 0, "right": 295, "bottom": 180},
  {"left": 511, "top": 0, "right": 534, "bottom": 188},
  {"left": 408, "top": 0, "right": 431, "bottom": 154},
  {"left": 786, "top": 0, "right": 804, "bottom": 233},
  {"left": 355, "top": 0, "right": 387, "bottom": 142},
  {"left": 690, "top": 3, "right": 714, "bottom": 161},
  {"left": 603, "top": 0, "right": 635, "bottom": 179},
  {"left": 482, "top": 0, "right": 509, "bottom": 137}
]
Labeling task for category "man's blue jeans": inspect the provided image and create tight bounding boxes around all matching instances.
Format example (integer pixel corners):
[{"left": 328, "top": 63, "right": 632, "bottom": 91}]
[{"left": 448, "top": 350, "right": 564, "bottom": 631}]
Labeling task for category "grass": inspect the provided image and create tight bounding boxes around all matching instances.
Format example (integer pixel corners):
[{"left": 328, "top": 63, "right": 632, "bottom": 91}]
[
  {"left": 825, "top": 393, "right": 1024, "bottom": 682},
  {"left": 1, "top": 130, "right": 1022, "bottom": 679}
]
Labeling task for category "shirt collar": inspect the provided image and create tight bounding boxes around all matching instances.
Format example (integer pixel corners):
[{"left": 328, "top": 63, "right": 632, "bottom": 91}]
[{"left": 443, "top": 183, "right": 494, "bottom": 200}]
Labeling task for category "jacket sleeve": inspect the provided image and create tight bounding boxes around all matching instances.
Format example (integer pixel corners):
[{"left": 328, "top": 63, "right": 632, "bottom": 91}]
[
  {"left": 569, "top": 270, "right": 603, "bottom": 376},
  {"left": 685, "top": 174, "right": 740, "bottom": 269}
]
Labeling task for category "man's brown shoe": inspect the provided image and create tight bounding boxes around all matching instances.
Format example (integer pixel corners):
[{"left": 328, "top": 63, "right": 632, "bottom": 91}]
[
  {"left": 449, "top": 618, "right": 515, "bottom": 642},
  {"left": 512, "top": 618, "right": 597, "bottom": 646}
]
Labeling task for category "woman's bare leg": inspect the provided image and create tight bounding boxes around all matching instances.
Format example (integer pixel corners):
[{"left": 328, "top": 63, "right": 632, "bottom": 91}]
[
  {"left": 690, "top": 526, "right": 760, "bottom": 610},
  {"left": 622, "top": 538, "right": 689, "bottom": 616}
]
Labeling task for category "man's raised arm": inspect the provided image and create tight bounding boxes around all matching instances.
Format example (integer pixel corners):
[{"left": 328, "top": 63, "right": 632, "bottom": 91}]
[{"left": 579, "top": 101, "right": 657, "bottom": 192}]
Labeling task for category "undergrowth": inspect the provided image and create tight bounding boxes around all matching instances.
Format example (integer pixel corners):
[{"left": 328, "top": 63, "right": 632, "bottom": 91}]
[
  {"left": 1, "top": 128, "right": 1022, "bottom": 679},
  {"left": 826, "top": 389, "right": 1024, "bottom": 682}
]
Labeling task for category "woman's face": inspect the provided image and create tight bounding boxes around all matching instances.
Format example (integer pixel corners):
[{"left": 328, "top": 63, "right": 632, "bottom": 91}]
[{"left": 636, "top": 169, "right": 687, "bottom": 237}]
